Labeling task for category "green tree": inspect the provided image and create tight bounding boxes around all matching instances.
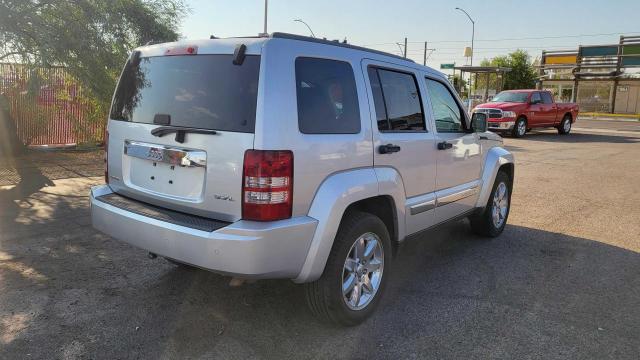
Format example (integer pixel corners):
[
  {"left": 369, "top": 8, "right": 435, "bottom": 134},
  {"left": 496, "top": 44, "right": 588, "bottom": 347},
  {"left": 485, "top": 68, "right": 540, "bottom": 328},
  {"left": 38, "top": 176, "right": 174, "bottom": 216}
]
[
  {"left": 451, "top": 73, "right": 468, "bottom": 97},
  {"left": 478, "top": 49, "right": 537, "bottom": 91},
  {"left": 0, "top": 0, "right": 188, "bottom": 126}
]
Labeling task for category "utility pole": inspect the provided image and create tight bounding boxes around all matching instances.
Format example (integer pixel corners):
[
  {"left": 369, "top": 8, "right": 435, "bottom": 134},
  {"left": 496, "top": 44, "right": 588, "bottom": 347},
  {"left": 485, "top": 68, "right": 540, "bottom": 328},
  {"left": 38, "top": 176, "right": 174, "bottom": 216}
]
[
  {"left": 403, "top": 37, "right": 407, "bottom": 58},
  {"left": 423, "top": 41, "right": 427, "bottom": 65}
]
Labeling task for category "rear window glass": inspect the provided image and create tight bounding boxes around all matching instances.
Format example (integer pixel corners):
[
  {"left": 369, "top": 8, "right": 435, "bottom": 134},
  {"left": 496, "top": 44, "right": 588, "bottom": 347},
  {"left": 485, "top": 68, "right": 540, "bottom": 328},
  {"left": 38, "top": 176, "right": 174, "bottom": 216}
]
[
  {"left": 295, "top": 57, "right": 361, "bottom": 134},
  {"left": 110, "top": 54, "right": 260, "bottom": 133}
]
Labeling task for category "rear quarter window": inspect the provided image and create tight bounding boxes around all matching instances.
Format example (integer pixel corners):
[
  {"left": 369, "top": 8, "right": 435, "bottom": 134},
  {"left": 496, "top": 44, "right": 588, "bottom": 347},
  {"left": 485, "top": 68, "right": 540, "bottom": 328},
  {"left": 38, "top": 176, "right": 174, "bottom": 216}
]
[{"left": 295, "top": 57, "right": 361, "bottom": 134}]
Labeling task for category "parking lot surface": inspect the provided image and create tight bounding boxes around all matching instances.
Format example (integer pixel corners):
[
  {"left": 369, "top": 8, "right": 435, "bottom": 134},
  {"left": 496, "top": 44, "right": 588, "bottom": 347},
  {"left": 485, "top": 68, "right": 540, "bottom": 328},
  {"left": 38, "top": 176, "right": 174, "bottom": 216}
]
[{"left": 1, "top": 125, "right": 639, "bottom": 359}]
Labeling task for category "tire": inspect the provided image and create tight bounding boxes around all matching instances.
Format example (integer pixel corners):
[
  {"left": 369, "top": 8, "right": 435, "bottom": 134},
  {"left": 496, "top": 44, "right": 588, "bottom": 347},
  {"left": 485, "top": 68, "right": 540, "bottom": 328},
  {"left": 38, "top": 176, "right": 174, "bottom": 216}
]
[
  {"left": 557, "top": 115, "right": 572, "bottom": 135},
  {"left": 511, "top": 117, "right": 527, "bottom": 138},
  {"left": 305, "top": 211, "right": 392, "bottom": 326},
  {"left": 469, "top": 171, "right": 512, "bottom": 237}
]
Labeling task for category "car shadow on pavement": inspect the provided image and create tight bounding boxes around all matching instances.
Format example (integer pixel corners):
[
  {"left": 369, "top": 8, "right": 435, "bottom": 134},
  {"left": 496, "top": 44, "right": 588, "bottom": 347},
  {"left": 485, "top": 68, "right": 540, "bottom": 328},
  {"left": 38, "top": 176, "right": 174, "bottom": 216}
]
[
  {"left": 514, "top": 131, "right": 640, "bottom": 144},
  {"left": 1, "top": 207, "right": 639, "bottom": 359}
]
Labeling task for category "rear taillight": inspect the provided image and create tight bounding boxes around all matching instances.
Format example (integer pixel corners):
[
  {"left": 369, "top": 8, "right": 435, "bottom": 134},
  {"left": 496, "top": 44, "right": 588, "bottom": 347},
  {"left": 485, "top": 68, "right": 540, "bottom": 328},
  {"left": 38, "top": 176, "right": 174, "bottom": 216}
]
[
  {"left": 104, "top": 130, "right": 109, "bottom": 184},
  {"left": 242, "top": 150, "right": 293, "bottom": 221}
]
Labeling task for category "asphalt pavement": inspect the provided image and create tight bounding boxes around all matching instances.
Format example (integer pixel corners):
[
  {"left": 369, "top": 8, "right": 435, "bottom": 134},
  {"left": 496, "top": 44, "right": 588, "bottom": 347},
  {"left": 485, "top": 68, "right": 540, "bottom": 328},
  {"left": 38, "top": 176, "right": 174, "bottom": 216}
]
[{"left": 1, "top": 122, "right": 639, "bottom": 359}]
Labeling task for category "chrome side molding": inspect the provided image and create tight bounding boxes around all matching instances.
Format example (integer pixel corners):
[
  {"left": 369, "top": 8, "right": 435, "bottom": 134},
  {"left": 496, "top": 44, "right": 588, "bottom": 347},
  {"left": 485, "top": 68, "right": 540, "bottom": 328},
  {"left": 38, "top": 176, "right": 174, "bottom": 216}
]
[
  {"left": 408, "top": 183, "right": 479, "bottom": 215},
  {"left": 409, "top": 198, "right": 436, "bottom": 215},
  {"left": 437, "top": 186, "right": 478, "bottom": 207},
  {"left": 124, "top": 140, "right": 207, "bottom": 168}
]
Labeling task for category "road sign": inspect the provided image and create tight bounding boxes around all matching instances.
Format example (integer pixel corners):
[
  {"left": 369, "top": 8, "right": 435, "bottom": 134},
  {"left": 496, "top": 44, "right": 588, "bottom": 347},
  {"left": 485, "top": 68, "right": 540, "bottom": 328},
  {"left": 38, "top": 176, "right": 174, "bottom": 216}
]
[{"left": 440, "top": 63, "right": 455, "bottom": 69}]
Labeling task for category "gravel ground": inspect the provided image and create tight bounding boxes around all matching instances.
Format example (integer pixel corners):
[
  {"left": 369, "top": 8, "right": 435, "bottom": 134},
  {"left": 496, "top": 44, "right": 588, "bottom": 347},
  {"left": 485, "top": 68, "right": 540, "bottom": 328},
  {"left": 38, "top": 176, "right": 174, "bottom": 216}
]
[{"left": 0, "top": 127, "right": 639, "bottom": 359}]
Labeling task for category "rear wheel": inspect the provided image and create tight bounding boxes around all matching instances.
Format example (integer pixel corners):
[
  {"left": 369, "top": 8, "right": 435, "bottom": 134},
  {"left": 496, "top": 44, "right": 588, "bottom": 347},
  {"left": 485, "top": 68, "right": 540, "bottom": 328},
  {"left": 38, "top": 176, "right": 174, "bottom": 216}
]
[
  {"left": 470, "top": 171, "right": 512, "bottom": 237},
  {"left": 557, "top": 115, "right": 572, "bottom": 135},
  {"left": 512, "top": 117, "right": 527, "bottom": 138},
  {"left": 305, "top": 211, "right": 391, "bottom": 326}
]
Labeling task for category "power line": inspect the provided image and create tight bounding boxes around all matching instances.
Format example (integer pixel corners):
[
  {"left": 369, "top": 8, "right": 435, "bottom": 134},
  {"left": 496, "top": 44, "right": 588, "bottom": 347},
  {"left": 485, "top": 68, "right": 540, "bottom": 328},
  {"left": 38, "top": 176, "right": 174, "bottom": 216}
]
[{"left": 361, "top": 31, "right": 639, "bottom": 47}]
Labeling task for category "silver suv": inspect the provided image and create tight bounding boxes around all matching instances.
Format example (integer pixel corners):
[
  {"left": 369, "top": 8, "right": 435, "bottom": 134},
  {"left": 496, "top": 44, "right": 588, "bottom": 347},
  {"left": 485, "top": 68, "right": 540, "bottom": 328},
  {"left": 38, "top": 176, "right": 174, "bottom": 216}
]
[{"left": 91, "top": 33, "right": 514, "bottom": 326}]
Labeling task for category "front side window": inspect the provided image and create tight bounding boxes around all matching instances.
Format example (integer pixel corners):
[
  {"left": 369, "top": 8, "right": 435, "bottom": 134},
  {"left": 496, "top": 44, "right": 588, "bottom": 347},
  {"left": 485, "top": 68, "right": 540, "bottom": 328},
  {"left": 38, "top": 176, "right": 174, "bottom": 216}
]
[
  {"left": 425, "top": 78, "right": 465, "bottom": 133},
  {"left": 368, "top": 67, "right": 425, "bottom": 131},
  {"left": 541, "top": 92, "right": 554, "bottom": 104},
  {"left": 295, "top": 57, "right": 360, "bottom": 134},
  {"left": 531, "top": 92, "right": 542, "bottom": 104}
]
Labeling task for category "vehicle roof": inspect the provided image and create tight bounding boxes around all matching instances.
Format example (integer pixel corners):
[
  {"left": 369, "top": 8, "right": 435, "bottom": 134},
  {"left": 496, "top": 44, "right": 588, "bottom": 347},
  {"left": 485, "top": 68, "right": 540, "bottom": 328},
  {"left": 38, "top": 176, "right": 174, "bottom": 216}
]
[
  {"left": 500, "top": 89, "right": 546, "bottom": 93},
  {"left": 135, "top": 33, "right": 442, "bottom": 77}
]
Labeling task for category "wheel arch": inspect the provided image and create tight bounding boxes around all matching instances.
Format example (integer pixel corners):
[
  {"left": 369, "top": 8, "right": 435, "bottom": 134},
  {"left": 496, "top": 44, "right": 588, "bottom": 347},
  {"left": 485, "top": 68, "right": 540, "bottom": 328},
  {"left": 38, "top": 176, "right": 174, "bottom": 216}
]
[
  {"left": 476, "top": 146, "right": 515, "bottom": 209},
  {"left": 344, "top": 195, "right": 399, "bottom": 255},
  {"left": 293, "top": 167, "right": 406, "bottom": 283}
]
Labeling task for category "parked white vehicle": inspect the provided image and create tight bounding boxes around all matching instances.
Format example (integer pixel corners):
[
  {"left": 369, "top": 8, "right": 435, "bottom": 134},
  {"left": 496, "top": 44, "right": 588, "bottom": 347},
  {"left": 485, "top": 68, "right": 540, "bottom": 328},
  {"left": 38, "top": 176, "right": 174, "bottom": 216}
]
[{"left": 91, "top": 33, "right": 514, "bottom": 325}]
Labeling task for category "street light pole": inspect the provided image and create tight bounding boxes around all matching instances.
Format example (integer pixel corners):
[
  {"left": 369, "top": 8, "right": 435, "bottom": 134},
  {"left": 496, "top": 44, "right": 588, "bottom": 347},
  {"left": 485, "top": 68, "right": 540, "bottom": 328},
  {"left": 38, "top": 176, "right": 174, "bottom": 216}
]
[
  {"left": 455, "top": 7, "right": 475, "bottom": 112},
  {"left": 294, "top": 19, "right": 316, "bottom": 38},
  {"left": 262, "top": 0, "right": 268, "bottom": 36},
  {"left": 455, "top": 7, "right": 475, "bottom": 66}
]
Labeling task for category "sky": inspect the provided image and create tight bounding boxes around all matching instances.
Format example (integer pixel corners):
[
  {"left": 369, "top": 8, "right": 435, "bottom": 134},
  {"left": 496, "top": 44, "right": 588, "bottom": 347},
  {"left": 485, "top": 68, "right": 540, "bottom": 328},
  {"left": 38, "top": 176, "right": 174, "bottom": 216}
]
[{"left": 180, "top": 0, "right": 640, "bottom": 72}]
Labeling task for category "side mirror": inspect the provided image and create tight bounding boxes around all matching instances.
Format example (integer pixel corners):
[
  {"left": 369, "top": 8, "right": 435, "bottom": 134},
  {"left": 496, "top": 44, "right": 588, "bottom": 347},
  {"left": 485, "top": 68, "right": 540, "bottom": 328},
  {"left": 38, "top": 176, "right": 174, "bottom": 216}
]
[
  {"left": 530, "top": 99, "right": 541, "bottom": 105},
  {"left": 471, "top": 112, "right": 488, "bottom": 133}
]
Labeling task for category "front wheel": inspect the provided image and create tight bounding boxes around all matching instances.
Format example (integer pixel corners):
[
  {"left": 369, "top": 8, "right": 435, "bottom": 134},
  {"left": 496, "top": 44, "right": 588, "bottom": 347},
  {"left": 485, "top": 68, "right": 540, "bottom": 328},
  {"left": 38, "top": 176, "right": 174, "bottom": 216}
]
[
  {"left": 512, "top": 117, "right": 527, "bottom": 138},
  {"left": 557, "top": 115, "right": 572, "bottom": 135},
  {"left": 470, "top": 171, "right": 512, "bottom": 237},
  {"left": 305, "top": 211, "right": 392, "bottom": 326}
]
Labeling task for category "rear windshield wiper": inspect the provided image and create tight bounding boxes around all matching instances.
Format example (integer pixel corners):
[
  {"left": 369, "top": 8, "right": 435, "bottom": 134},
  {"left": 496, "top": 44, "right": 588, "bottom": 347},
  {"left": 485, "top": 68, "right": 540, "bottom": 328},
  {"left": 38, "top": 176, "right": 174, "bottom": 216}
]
[{"left": 151, "top": 126, "right": 218, "bottom": 143}]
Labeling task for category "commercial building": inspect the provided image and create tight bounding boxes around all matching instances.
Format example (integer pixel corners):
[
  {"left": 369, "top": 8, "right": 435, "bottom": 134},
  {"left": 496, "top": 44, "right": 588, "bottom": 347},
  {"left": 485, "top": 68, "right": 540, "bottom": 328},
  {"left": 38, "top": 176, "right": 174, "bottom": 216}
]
[{"left": 539, "top": 35, "right": 640, "bottom": 114}]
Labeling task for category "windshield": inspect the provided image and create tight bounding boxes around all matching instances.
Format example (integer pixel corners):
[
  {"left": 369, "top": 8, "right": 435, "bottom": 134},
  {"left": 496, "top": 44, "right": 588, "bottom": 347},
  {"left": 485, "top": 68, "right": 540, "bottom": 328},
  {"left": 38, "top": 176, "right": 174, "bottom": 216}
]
[
  {"left": 491, "top": 91, "right": 529, "bottom": 103},
  {"left": 110, "top": 54, "right": 260, "bottom": 133}
]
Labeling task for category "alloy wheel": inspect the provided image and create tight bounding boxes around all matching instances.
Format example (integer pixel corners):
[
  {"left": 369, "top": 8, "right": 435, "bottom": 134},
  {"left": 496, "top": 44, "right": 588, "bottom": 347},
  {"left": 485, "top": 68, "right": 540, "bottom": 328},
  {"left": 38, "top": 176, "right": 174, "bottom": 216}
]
[
  {"left": 492, "top": 182, "right": 509, "bottom": 228},
  {"left": 517, "top": 120, "right": 526, "bottom": 136},
  {"left": 342, "top": 232, "right": 384, "bottom": 311}
]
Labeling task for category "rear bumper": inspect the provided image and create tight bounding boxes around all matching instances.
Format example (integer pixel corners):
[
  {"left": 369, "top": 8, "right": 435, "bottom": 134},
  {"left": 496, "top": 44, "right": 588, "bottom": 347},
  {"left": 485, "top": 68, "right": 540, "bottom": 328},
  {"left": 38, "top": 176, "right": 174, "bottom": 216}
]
[{"left": 90, "top": 185, "right": 318, "bottom": 279}]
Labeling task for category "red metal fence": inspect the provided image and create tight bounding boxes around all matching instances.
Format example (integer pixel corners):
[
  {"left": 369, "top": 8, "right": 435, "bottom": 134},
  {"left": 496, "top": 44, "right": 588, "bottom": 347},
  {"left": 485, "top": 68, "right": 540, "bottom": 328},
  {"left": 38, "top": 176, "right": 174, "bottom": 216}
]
[{"left": 0, "top": 63, "right": 104, "bottom": 146}]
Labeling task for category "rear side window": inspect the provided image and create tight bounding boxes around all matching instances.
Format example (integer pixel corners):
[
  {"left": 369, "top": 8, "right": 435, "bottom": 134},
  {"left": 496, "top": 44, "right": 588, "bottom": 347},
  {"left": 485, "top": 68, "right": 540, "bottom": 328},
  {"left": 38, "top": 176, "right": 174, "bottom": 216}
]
[
  {"left": 110, "top": 54, "right": 260, "bottom": 133},
  {"left": 425, "top": 78, "right": 466, "bottom": 133},
  {"left": 541, "top": 92, "right": 554, "bottom": 104},
  {"left": 295, "top": 57, "right": 360, "bottom": 134},
  {"left": 368, "top": 67, "right": 425, "bottom": 131}
]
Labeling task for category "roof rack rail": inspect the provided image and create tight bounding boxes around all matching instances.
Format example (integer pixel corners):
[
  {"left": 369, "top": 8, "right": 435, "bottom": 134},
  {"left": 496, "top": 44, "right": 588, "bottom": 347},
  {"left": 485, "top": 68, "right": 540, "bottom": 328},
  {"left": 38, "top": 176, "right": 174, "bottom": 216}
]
[{"left": 270, "top": 32, "right": 415, "bottom": 63}]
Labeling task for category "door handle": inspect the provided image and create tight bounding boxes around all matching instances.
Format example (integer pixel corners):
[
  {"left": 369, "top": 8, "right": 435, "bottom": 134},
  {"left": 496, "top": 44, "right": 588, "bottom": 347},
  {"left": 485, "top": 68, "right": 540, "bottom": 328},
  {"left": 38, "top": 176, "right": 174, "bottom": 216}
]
[
  {"left": 378, "top": 144, "right": 401, "bottom": 154},
  {"left": 437, "top": 141, "right": 453, "bottom": 150}
]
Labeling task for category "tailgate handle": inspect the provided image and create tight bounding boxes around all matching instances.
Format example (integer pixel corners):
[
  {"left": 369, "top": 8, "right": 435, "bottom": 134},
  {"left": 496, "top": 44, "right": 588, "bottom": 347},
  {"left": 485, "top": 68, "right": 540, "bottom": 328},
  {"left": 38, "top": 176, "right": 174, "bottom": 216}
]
[
  {"left": 124, "top": 141, "right": 206, "bottom": 168},
  {"left": 151, "top": 126, "right": 217, "bottom": 143}
]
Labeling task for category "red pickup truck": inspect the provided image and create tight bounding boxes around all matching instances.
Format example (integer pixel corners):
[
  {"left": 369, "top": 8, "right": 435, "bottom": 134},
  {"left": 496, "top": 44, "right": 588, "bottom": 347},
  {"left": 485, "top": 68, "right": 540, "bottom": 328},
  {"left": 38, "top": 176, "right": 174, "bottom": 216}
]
[{"left": 474, "top": 90, "right": 579, "bottom": 138}]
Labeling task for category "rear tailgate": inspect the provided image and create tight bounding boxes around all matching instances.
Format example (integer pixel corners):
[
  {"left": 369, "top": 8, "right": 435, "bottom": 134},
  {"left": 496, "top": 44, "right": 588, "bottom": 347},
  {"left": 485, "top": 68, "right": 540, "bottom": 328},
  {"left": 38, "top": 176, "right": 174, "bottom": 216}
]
[{"left": 106, "top": 46, "right": 261, "bottom": 222}]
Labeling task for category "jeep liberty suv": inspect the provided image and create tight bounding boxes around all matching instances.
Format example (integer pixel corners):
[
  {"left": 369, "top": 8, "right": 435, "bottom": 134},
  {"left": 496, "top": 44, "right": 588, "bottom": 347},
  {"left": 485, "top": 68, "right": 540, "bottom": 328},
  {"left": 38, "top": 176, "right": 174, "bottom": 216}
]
[{"left": 91, "top": 33, "right": 514, "bottom": 326}]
